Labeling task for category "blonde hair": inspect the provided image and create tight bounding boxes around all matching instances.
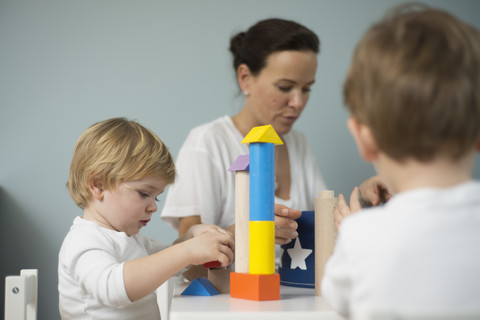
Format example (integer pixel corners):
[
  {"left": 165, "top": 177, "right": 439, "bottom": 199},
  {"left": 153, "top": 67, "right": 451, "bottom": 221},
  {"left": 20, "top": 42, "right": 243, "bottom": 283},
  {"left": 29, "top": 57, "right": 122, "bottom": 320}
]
[
  {"left": 344, "top": 3, "right": 480, "bottom": 162},
  {"left": 67, "top": 118, "right": 176, "bottom": 208}
]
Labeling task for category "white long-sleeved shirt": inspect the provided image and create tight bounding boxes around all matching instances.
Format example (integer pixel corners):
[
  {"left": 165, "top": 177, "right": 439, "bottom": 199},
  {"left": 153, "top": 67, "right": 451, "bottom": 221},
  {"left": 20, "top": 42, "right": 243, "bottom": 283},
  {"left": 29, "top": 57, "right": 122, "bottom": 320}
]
[
  {"left": 322, "top": 181, "right": 480, "bottom": 318},
  {"left": 58, "top": 216, "right": 168, "bottom": 320}
]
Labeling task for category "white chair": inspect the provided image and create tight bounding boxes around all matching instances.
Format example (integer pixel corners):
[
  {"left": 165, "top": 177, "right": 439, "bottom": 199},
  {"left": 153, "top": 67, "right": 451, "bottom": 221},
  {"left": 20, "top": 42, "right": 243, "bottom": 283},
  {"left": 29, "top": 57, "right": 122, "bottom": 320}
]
[
  {"left": 4, "top": 269, "right": 37, "bottom": 320},
  {"left": 156, "top": 276, "right": 176, "bottom": 320}
]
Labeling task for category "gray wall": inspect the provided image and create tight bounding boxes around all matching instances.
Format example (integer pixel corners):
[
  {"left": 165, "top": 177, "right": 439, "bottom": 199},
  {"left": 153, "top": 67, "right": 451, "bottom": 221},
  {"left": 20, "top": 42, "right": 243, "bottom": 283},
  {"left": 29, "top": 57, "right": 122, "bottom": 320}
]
[{"left": 1, "top": 0, "right": 479, "bottom": 318}]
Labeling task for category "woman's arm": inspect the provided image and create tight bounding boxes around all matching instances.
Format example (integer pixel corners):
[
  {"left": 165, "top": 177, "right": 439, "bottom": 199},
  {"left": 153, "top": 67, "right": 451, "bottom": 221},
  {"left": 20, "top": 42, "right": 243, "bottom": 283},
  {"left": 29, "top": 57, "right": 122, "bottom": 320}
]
[{"left": 178, "top": 215, "right": 202, "bottom": 236}]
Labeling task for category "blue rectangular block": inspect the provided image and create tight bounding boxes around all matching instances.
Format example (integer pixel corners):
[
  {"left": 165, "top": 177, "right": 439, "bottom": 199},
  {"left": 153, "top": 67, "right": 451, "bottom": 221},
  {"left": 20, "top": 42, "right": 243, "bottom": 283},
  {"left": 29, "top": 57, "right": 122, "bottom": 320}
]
[{"left": 249, "top": 143, "right": 274, "bottom": 221}]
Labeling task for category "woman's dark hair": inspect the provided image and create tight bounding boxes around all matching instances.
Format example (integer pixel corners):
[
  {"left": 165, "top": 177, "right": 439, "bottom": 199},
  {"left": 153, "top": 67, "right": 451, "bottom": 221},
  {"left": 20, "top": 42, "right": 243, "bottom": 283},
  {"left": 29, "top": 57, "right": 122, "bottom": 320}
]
[{"left": 229, "top": 18, "right": 320, "bottom": 75}]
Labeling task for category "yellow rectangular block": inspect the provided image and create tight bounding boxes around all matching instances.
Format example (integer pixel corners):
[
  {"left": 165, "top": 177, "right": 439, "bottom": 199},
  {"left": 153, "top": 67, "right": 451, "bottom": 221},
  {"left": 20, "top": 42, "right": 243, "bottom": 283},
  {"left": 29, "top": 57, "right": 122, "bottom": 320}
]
[{"left": 249, "top": 221, "right": 275, "bottom": 274}]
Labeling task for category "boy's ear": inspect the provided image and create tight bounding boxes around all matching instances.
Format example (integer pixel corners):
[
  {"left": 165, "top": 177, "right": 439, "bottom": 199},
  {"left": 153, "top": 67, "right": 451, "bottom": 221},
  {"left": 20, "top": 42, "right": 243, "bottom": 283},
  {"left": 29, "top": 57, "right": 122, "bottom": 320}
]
[
  {"left": 88, "top": 177, "right": 104, "bottom": 201},
  {"left": 347, "top": 117, "right": 379, "bottom": 162},
  {"left": 237, "top": 64, "right": 252, "bottom": 95}
]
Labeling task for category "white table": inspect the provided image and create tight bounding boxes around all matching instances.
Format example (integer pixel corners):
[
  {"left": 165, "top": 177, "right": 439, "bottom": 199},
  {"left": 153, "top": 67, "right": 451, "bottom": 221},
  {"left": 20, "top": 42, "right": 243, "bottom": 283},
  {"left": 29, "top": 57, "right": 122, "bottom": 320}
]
[{"left": 169, "top": 280, "right": 345, "bottom": 320}]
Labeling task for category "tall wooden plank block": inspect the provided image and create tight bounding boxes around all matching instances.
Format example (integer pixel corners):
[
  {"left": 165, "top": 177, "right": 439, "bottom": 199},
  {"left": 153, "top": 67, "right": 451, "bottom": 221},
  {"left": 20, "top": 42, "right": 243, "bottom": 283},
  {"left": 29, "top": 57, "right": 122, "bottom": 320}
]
[{"left": 314, "top": 190, "right": 338, "bottom": 296}]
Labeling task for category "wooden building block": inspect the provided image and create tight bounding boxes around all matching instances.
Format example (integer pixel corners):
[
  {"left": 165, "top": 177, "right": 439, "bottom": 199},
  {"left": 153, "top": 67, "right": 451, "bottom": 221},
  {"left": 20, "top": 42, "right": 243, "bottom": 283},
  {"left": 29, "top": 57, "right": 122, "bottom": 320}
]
[
  {"left": 230, "top": 272, "right": 280, "bottom": 301},
  {"left": 314, "top": 190, "right": 338, "bottom": 296},
  {"left": 181, "top": 277, "right": 219, "bottom": 296},
  {"left": 208, "top": 267, "right": 231, "bottom": 294},
  {"left": 234, "top": 169, "right": 249, "bottom": 273},
  {"left": 249, "top": 221, "right": 275, "bottom": 275}
]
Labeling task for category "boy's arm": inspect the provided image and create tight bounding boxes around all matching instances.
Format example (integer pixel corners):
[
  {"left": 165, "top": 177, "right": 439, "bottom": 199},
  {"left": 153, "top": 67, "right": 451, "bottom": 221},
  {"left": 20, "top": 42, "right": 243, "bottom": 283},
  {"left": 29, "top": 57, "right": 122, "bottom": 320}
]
[
  {"left": 124, "top": 230, "right": 234, "bottom": 302},
  {"left": 321, "top": 233, "right": 352, "bottom": 318},
  {"left": 334, "top": 187, "right": 362, "bottom": 230},
  {"left": 358, "top": 175, "right": 392, "bottom": 207}
]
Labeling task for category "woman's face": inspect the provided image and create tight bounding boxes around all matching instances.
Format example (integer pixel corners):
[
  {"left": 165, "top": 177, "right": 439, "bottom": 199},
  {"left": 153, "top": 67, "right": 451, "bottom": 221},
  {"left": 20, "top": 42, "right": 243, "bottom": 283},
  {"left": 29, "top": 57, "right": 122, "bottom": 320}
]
[{"left": 244, "top": 50, "right": 318, "bottom": 135}]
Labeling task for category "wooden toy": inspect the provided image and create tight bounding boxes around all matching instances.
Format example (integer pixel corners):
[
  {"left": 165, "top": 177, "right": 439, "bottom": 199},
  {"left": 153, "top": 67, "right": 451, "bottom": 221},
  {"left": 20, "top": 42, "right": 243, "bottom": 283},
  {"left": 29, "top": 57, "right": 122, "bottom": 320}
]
[
  {"left": 230, "top": 124, "right": 283, "bottom": 301},
  {"left": 204, "top": 261, "right": 221, "bottom": 269},
  {"left": 181, "top": 277, "right": 220, "bottom": 296},
  {"left": 279, "top": 210, "right": 315, "bottom": 288},
  {"left": 230, "top": 273, "right": 280, "bottom": 301},
  {"left": 208, "top": 267, "right": 231, "bottom": 294},
  {"left": 228, "top": 155, "right": 250, "bottom": 274},
  {"left": 314, "top": 190, "right": 338, "bottom": 296}
]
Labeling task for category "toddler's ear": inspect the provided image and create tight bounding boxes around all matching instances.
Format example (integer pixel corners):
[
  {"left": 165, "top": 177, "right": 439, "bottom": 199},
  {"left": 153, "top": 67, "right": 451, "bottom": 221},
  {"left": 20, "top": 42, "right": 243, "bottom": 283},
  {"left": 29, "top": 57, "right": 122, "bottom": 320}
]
[
  {"left": 88, "top": 177, "right": 104, "bottom": 201},
  {"left": 347, "top": 117, "right": 379, "bottom": 162}
]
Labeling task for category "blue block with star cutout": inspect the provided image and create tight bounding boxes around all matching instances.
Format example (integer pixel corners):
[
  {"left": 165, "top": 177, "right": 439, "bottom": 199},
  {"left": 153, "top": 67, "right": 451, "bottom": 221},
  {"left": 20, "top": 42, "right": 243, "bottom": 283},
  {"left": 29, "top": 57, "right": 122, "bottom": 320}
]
[{"left": 279, "top": 210, "right": 315, "bottom": 288}]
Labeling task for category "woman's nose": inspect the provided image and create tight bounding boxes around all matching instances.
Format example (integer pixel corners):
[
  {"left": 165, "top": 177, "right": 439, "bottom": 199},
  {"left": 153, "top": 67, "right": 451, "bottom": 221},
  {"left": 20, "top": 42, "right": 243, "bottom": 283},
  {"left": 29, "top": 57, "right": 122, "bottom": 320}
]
[{"left": 289, "top": 91, "right": 307, "bottom": 109}]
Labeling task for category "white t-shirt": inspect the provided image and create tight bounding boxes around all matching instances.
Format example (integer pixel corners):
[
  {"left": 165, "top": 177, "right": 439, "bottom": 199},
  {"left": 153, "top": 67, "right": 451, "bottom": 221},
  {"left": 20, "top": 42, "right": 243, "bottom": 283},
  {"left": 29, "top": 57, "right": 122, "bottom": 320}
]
[
  {"left": 58, "top": 217, "right": 168, "bottom": 320},
  {"left": 321, "top": 181, "right": 480, "bottom": 318},
  {"left": 161, "top": 115, "right": 326, "bottom": 230}
]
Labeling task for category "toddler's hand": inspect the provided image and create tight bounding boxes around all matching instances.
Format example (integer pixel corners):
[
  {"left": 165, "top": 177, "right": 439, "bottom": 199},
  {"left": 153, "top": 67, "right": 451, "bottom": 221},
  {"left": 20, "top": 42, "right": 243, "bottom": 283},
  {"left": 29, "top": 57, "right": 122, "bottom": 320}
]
[{"left": 185, "top": 226, "right": 234, "bottom": 267}]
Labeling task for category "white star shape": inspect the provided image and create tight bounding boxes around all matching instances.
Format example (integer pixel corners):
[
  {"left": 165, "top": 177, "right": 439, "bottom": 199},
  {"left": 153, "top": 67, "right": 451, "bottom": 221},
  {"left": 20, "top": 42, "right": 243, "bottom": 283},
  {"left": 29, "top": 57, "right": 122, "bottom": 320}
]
[{"left": 287, "top": 237, "right": 312, "bottom": 270}]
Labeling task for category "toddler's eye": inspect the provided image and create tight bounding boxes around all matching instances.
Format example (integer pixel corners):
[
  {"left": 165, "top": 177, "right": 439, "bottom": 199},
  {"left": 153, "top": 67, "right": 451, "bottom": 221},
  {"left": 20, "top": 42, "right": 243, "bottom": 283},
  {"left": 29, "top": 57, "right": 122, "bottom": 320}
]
[
  {"left": 138, "top": 191, "right": 149, "bottom": 199},
  {"left": 155, "top": 197, "right": 160, "bottom": 202}
]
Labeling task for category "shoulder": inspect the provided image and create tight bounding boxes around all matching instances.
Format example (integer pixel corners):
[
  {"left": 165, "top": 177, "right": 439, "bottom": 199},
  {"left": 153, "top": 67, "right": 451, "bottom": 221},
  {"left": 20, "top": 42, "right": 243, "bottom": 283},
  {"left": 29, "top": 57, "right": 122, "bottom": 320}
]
[
  {"left": 181, "top": 116, "right": 244, "bottom": 154},
  {"left": 185, "top": 116, "right": 237, "bottom": 144},
  {"left": 59, "top": 217, "right": 116, "bottom": 260}
]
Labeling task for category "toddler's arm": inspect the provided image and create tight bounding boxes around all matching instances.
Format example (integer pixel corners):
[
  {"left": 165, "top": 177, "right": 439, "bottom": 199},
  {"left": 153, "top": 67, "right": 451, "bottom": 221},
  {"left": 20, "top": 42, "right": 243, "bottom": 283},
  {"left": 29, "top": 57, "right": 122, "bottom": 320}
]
[{"left": 123, "top": 225, "right": 234, "bottom": 302}]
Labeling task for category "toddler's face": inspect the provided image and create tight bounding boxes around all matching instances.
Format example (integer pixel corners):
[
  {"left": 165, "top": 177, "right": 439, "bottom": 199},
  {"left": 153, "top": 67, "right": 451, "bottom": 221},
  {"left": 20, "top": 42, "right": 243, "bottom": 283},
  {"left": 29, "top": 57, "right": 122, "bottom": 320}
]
[{"left": 98, "top": 176, "right": 168, "bottom": 236}]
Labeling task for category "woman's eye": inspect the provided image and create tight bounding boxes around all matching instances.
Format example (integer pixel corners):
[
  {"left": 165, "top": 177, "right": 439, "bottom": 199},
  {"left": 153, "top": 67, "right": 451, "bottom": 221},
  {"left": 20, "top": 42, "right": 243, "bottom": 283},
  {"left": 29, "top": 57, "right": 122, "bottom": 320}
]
[
  {"left": 277, "top": 86, "right": 292, "bottom": 92},
  {"left": 155, "top": 197, "right": 160, "bottom": 202},
  {"left": 303, "top": 87, "right": 312, "bottom": 93}
]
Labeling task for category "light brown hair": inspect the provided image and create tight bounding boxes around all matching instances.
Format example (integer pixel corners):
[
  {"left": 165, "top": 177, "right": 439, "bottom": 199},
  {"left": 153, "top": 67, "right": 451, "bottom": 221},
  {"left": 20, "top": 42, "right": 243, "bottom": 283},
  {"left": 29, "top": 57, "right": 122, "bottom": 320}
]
[
  {"left": 67, "top": 118, "right": 176, "bottom": 209},
  {"left": 344, "top": 3, "right": 480, "bottom": 162}
]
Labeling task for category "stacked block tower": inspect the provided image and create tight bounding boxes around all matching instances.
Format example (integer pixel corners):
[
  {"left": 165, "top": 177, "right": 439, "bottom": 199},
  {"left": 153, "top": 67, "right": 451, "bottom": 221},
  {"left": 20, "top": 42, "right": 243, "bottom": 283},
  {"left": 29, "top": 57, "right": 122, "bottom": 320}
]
[{"left": 230, "top": 124, "right": 283, "bottom": 301}]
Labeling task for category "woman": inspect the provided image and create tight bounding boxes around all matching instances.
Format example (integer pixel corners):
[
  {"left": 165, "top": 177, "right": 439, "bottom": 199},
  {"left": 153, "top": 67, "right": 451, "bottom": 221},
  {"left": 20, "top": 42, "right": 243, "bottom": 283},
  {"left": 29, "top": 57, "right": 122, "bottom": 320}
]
[{"left": 161, "top": 18, "right": 388, "bottom": 246}]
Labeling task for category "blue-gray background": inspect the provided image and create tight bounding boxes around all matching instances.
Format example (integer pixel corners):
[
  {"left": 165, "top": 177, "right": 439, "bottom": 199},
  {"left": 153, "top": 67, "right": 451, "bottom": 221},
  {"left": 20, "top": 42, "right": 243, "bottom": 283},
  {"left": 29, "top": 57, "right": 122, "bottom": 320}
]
[{"left": 1, "top": 0, "right": 479, "bottom": 318}]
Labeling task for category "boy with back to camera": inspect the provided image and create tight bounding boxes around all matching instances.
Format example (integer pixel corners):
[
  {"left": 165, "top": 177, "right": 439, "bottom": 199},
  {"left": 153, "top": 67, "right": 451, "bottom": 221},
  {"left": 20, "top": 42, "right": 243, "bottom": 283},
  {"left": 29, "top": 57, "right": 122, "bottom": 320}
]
[
  {"left": 58, "top": 118, "right": 234, "bottom": 319},
  {"left": 322, "top": 4, "right": 480, "bottom": 318}
]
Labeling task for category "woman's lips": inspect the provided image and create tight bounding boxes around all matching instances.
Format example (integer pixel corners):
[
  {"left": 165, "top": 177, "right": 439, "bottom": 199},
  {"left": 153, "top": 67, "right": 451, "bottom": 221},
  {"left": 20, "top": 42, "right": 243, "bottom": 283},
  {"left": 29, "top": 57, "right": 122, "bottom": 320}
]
[{"left": 282, "top": 115, "right": 298, "bottom": 123}]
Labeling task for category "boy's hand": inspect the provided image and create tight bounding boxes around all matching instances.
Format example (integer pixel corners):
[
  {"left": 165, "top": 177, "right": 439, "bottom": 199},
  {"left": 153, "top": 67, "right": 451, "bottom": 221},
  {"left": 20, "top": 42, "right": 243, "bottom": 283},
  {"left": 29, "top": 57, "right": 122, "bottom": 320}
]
[
  {"left": 334, "top": 187, "right": 362, "bottom": 230},
  {"left": 358, "top": 175, "right": 392, "bottom": 207},
  {"left": 274, "top": 204, "right": 302, "bottom": 245},
  {"left": 186, "top": 225, "right": 234, "bottom": 267}
]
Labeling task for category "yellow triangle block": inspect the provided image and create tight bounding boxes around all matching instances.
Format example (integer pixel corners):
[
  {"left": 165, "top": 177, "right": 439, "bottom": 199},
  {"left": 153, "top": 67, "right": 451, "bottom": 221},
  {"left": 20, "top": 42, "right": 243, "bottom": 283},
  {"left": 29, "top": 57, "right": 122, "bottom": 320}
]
[{"left": 241, "top": 125, "right": 283, "bottom": 145}]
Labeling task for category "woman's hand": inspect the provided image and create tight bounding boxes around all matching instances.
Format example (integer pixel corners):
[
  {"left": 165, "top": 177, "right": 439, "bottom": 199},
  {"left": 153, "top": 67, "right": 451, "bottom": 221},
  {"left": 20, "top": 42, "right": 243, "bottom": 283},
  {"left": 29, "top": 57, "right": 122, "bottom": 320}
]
[{"left": 274, "top": 204, "right": 302, "bottom": 245}]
